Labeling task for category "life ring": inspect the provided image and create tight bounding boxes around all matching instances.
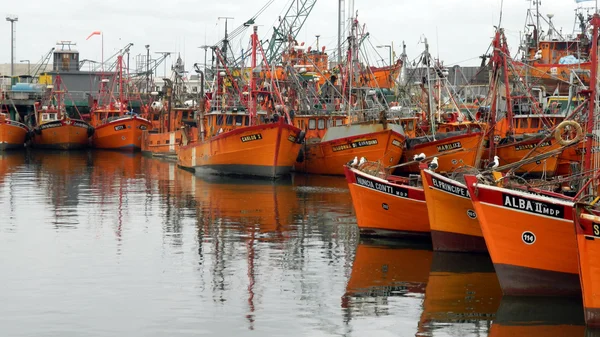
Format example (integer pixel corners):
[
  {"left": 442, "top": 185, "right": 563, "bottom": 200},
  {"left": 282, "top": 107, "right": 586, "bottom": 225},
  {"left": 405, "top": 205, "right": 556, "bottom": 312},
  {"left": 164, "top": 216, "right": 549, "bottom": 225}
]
[{"left": 554, "top": 120, "right": 583, "bottom": 146}]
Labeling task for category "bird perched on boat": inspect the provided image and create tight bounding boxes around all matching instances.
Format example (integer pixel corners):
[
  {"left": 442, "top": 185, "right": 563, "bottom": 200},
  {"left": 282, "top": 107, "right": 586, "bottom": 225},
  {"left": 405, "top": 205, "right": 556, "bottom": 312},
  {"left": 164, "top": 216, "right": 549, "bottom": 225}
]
[
  {"left": 429, "top": 157, "right": 439, "bottom": 171},
  {"left": 349, "top": 156, "right": 358, "bottom": 167},
  {"left": 487, "top": 155, "right": 500, "bottom": 170},
  {"left": 359, "top": 157, "right": 367, "bottom": 165},
  {"left": 413, "top": 153, "right": 426, "bottom": 161}
]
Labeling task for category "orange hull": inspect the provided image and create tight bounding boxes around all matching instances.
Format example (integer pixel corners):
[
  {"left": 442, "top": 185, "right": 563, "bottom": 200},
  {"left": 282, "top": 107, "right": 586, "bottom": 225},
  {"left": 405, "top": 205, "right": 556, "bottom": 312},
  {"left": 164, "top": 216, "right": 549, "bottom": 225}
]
[
  {"left": 93, "top": 116, "right": 152, "bottom": 151},
  {"left": 0, "top": 120, "right": 28, "bottom": 150},
  {"left": 32, "top": 120, "right": 92, "bottom": 150},
  {"left": 295, "top": 129, "right": 405, "bottom": 175},
  {"left": 177, "top": 121, "right": 302, "bottom": 179},
  {"left": 512, "top": 61, "right": 591, "bottom": 95},
  {"left": 495, "top": 138, "right": 562, "bottom": 177},
  {"left": 344, "top": 166, "right": 429, "bottom": 236},
  {"left": 367, "top": 63, "right": 402, "bottom": 89},
  {"left": 464, "top": 175, "right": 578, "bottom": 296},
  {"left": 488, "top": 296, "right": 585, "bottom": 337},
  {"left": 400, "top": 132, "right": 483, "bottom": 174},
  {"left": 141, "top": 129, "right": 183, "bottom": 157},
  {"left": 421, "top": 169, "right": 486, "bottom": 253},
  {"left": 575, "top": 211, "right": 600, "bottom": 327},
  {"left": 0, "top": 151, "right": 26, "bottom": 184}
]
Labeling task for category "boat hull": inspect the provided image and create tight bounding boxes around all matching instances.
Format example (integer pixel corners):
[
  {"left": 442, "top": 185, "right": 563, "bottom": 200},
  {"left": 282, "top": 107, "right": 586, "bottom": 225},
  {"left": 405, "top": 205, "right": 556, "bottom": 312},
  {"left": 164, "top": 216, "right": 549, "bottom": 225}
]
[
  {"left": 495, "top": 137, "right": 562, "bottom": 177},
  {"left": 0, "top": 120, "right": 28, "bottom": 150},
  {"left": 141, "top": 129, "right": 182, "bottom": 158},
  {"left": 177, "top": 121, "right": 302, "bottom": 179},
  {"left": 296, "top": 127, "right": 405, "bottom": 176},
  {"left": 575, "top": 211, "right": 600, "bottom": 328},
  {"left": 93, "top": 116, "right": 152, "bottom": 151},
  {"left": 464, "top": 175, "right": 578, "bottom": 297},
  {"left": 421, "top": 169, "right": 486, "bottom": 253},
  {"left": 400, "top": 132, "right": 483, "bottom": 174},
  {"left": 32, "top": 120, "right": 92, "bottom": 150},
  {"left": 344, "top": 166, "right": 429, "bottom": 236}
]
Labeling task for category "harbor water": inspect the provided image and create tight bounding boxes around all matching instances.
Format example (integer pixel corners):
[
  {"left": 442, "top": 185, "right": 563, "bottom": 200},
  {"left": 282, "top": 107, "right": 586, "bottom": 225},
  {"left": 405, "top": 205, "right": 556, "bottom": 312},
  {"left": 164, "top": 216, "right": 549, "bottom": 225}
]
[{"left": 0, "top": 150, "right": 592, "bottom": 336}]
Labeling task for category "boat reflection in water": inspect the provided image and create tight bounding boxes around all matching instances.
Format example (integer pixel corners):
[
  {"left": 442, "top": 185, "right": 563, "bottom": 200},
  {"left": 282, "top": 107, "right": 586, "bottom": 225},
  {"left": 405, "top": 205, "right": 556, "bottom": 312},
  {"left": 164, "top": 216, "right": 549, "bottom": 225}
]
[
  {"left": 0, "top": 150, "right": 26, "bottom": 185},
  {"left": 418, "top": 252, "right": 502, "bottom": 336},
  {"left": 489, "top": 296, "right": 585, "bottom": 337},
  {"left": 343, "top": 238, "right": 501, "bottom": 336}
]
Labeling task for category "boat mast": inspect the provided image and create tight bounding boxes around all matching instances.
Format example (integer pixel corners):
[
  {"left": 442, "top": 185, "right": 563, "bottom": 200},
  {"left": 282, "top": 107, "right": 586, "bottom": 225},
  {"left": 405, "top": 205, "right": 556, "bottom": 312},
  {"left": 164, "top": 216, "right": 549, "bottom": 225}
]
[
  {"left": 250, "top": 25, "right": 258, "bottom": 126},
  {"left": 424, "top": 38, "right": 435, "bottom": 139},
  {"left": 584, "top": 14, "right": 599, "bottom": 174},
  {"left": 118, "top": 55, "right": 124, "bottom": 113}
]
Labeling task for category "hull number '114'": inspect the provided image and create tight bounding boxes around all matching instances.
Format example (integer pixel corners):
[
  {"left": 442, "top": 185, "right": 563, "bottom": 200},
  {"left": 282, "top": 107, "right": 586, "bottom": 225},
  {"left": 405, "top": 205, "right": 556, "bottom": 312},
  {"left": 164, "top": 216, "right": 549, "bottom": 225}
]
[
  {"left": 241, "top": 134, "right": 263, "bottom": 142},
  {"left": 356, "top": 175, "right": 408, "bottom": 198},
  {"left": 502, "top": 193, "right": 564, "bottom": 218},
  {"left": 332, "top": 139, "right": 378, "bottom": 152}
]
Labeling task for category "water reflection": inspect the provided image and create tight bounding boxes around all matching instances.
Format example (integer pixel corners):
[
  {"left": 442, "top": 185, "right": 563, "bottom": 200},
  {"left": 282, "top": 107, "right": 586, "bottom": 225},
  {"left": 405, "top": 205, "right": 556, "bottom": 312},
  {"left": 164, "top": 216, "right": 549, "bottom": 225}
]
[
  {"left": 419, "top": 252, "right": 502, "bottom": 336},
  {"left": 489, "top": 296, "right": 585, "bottom": 337},
  {"left": 343, "top": 239, "right": 503, "bottom": 336},
  {"left": 2, "top": 150, "right": 592, "bottom": 336}
]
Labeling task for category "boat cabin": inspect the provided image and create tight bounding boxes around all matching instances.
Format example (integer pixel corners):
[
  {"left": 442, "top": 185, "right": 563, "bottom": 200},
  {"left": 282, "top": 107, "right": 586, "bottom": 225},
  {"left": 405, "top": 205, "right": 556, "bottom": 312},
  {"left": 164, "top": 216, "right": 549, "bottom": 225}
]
[
  {"left": 292, "top": 114, "right": 348, "bottom": 141},
  {"left": 203, "top": 110, "right": 267, "bottom": 138}
]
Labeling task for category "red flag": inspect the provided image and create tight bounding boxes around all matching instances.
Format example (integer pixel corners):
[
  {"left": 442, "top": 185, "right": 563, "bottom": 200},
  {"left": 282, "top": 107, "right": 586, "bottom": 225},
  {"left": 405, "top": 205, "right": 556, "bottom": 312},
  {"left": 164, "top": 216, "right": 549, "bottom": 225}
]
[{"left": 86, "top": 31, "right": 101, "bottom": 40}]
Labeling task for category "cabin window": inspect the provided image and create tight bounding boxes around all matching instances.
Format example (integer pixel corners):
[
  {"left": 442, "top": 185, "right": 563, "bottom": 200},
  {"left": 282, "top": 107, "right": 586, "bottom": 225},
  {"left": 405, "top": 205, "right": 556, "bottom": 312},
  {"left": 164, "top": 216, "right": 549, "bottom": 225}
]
[
  {"left": 192, "top": 86, "right": 198, "bottom": 93},
  {"left": 308, "top": 119, "right": 316, "bottom": 130},
  {"left": 317, "top": 119, "right": 325, "bottom": 130},
  {"left": 405, "top": 120, "right": 414, "bottom": 131},
  {"left": 335, "top": 119, "right": 343, "bottom": 126},
  {"left": 244, "top": 116, "right": 249, "bottom": 126},
  {"left": 226, "top": 115, "right": 233, "bottom": 125},
  {"left": 166, "top": 139, "right": 170, "bottom": 144},
  {"left": 519, "top": 119, "right": 528, "bottom": 129},
  {"left": 217, "top": 115, "right": 224, "bottom": 125},
  {"left": 327, "top": 119, "right": 333, "bottom": 128},
  {"left": 235, "top": 116, "right": 243, "bottom": 126},
  {"left": 530, "top": 118, "right": 540, "bottom": 129}
]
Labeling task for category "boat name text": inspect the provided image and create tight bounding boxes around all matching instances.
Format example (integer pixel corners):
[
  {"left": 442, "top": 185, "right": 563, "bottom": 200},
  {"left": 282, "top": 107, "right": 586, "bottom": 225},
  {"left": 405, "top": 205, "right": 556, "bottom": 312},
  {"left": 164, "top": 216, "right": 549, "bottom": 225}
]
[
  {"left": 241, "top": 133, "right": 263, "bottom": 142},
  {"left": 355, "top": 175, "right": 409, "bottom": 198},
  {"left": 392, "top": 139, "right": 403, "bottom": 148},
  {"left": 114, "top": 124, "right": 126, "bottom": 131},
  {"left": 431, "top": 177, "right": 470, "bottom": 198},
  {"left": 437, "top": 141, "right": 462, "bottom": 152},
  {"left": 501, "top": 193, "right": 564, "bottom": 218},
  {"left": 332, "top": 139, "right": 379, "bottom": 152},
  {"left": 514, "top": 140, "right": 551, "bottom": 151}
]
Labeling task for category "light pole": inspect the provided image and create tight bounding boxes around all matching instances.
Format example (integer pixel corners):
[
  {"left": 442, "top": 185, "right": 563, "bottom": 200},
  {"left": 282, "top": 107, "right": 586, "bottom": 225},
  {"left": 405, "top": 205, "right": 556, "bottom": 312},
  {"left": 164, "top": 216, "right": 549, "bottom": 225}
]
[
  {"left": 145, "top": 44, "right": 150, "bottom": 93},
  {"left": 20, "top": 60, "right": 30, "bottom": 76},
  {"left": 377, "top": 45, "right": 392, "bottom": 67},
  {"left": 6, "top": 15, "right": 18, "bottom": 77},
  {"left": 199, "top": 45, "right": 210, "bottom": 75}
]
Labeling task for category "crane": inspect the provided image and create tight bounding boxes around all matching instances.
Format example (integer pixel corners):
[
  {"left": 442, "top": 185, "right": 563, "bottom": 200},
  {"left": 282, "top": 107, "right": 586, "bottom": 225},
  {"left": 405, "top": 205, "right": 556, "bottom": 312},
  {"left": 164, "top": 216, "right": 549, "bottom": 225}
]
[
  {"left": 265, "top": 0, "right": 318, "bottom": 64},
  {"left": 31, "top": 47, "right": 55, "bottom": 78}
]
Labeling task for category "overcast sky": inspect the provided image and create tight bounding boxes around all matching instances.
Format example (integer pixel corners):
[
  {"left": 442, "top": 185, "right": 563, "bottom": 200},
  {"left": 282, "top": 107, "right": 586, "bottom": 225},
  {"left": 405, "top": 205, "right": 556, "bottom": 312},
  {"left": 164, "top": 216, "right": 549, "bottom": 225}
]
[{"left": 1, "top": 0, "right": 594, "bottom": 76}]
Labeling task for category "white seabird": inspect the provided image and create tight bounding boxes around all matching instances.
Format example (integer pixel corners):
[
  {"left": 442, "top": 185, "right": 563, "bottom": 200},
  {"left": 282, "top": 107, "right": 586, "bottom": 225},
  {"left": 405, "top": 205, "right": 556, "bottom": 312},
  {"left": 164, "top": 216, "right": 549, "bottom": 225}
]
[
  {"left": 350, "top": 156, "right": 358, "bottom": 167},
  {"left": 413, "top": 153, "right": 426, "bottom": 161},
  {"left": 487, "top": 155, "right": 499, "bottom": 170},
  {"left": 429, "top": 157, "right": 439, "bottom": 171},
  {"left": 359, "top": 157, "right": 367, "bottom": 165}
]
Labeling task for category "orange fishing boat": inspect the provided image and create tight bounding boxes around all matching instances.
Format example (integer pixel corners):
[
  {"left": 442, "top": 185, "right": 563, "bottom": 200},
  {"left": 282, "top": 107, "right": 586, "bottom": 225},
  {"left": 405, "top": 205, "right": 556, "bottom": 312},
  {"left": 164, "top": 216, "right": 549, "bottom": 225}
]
[
  {"left": 421, "top": 169, "right": 486, "bottom": 253},
  {"left": 0, "top": 112, "right": 29, "bottom": 150},
  {"left": 178, "top": 113, "right": 302, "bottom": 179},
  {"left": 141, "top": 107, "right": 197, "bottom": 157},
  {"left": 295, "top": 121, "right": 406, "bottom": 175},
  {"left": 464, "top": 174, "right": 578, "bottom": 296},
  {"left": 30, "top": 76, "right": 93, "bottom": 150},
  {"left": 344, "top": 163, "right": 429, "bottom": 237},
  {"left": 488, "top": 296, "right": 585, "bottom": 337},
  {"left": 178, "top": 26, "right": 304, "bottom": 179},
  {"left": 574, "top": 208, "right": 600, "bottom": 328},
  {"left": 90, "top": 56, "right": 153, "bottom": 151}
]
